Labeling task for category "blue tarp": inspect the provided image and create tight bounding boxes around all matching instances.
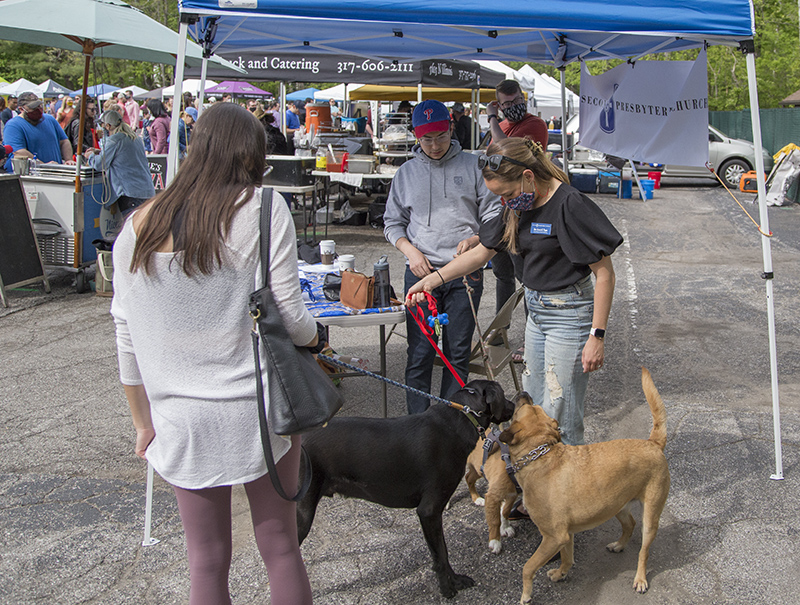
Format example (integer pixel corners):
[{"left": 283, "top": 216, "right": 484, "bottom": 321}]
[{"left": 178, "top": 0, "right": 754, "bottom": 65}]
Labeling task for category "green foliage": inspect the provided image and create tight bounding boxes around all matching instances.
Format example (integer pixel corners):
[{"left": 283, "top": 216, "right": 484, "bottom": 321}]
[{"left": 2, "top": 0, "right": 799, "bottom": 109}]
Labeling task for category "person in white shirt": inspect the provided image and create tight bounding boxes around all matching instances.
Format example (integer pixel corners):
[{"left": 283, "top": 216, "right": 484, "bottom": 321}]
[{"left": 111, "top": 103, "right": 316, "bottom": 605}]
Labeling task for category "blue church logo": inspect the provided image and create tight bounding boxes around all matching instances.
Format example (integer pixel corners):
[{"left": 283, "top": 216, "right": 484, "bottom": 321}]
[{"left": 599, "top": 84, "right": 619, "bottom": 134}]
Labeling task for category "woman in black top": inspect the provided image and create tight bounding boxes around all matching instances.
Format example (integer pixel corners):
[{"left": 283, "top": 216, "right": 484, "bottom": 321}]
[{"left": 408, "top": 137, "right": 622, "bottom": 446}]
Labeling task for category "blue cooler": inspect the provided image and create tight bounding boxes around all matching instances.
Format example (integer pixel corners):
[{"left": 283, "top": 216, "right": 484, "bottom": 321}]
[
  {"left": 598, "top": 170, "right": 621, "bottom": 194},
  {"left": 570, "top": 168, "right": 598, "bottom": 193}
]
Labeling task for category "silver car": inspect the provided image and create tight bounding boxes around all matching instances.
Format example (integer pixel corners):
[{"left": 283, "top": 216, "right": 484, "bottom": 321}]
[{"left": 563, "top": 115, "right": 773, "bottom": 189}]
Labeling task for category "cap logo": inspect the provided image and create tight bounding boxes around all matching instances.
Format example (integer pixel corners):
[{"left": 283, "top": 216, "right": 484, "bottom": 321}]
[{"left": 424, "top": 108, "right": 434, "bottom": 121}]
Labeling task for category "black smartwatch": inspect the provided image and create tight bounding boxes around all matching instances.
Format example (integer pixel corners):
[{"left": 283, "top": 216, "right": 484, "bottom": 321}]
[
  {"left": 590, "top": 327, "right": 606, "bottom": 340},
  {"left": 488, "top": 114, "right": 499, "bottom": 122}
]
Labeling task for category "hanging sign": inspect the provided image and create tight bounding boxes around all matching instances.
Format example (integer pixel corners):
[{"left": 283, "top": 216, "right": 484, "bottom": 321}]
[{"left": 579, "top": 50, "right": 709, "bottom": 166}]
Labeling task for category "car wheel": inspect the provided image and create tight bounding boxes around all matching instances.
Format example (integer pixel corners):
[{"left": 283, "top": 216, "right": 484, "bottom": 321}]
[{"left": 719, "top": 158, "right": 750, "bottom": 189}]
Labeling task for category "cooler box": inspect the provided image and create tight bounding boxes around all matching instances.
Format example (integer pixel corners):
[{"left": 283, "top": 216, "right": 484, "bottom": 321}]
[
  {"left": 598, "top": 170, "right": 621, "bottom": 194},
  {"left": 263, "top": 156, "right": 316, "bottom": 187},
  {"left": 570, "top": 168, "right": 598, "bottom": 193}
]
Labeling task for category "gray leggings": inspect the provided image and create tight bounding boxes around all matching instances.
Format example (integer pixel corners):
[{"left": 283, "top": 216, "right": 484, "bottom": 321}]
[{"left": 172, "top": 436, "right": 312, "bottom": 605}]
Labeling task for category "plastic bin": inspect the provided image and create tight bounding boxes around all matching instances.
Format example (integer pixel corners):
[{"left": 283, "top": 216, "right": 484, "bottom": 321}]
[
  {"left": 599, "top": 170, "right": 621, "bottom": 194},
  {"left": 619, "top": 179, "right": 633, "bottom": 198},
  {"left": 639, "top": 178, "right": 655, "bottom": 199},
  {"left": 570, "top": 168, "right": 598, "bottom": 193}
]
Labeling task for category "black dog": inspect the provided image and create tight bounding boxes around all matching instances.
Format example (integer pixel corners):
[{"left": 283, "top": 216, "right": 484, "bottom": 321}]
[{"left": 297, "top": 380, "right": 515, "bottom": 598}]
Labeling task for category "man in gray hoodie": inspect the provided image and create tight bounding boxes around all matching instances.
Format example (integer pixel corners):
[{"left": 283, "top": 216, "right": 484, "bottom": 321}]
[{"left": 384, "top": 100, "right": 502, "bottom": 414}]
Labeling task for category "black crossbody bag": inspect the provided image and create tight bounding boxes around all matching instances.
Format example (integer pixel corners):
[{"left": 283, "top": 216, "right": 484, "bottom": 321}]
[{"left": 248, "top": 188, "right": 343, "bottom": 501}]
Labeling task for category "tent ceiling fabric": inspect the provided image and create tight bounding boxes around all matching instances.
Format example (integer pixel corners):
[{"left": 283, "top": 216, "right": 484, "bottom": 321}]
[{"left": 179, "top": 0, "right": 753, "bottom": 65}]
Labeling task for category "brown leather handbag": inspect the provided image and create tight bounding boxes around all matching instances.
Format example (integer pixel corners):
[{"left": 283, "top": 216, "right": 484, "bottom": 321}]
[{"left": 340, "top": 269, "right": 374, "bottom": 309}]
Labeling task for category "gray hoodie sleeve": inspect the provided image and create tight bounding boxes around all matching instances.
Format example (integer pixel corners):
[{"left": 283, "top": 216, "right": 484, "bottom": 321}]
[
  {"left": 383, "top": 168, "right": 411, "bottom": 247},
  {"left": 475, "top": 163, "right": 503, "bottom": 224}
]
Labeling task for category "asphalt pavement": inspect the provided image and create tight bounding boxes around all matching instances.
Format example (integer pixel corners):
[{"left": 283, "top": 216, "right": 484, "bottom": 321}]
[{"left": 1, "top": 180, "right": 798, "bottom": 604}]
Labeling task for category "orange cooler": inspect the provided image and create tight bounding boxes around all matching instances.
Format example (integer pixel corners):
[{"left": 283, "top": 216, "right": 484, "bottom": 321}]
[{"left": 305, "top": 103, "right": 332, "bottom": 133}]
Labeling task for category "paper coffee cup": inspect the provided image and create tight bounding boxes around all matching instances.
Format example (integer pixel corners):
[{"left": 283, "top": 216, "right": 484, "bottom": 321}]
[
  {"left": 319, "top": 240, "right": 335, "bottom": 266},
  {"left": 338, "top": 254, "right": 355, "bottom": 272}
]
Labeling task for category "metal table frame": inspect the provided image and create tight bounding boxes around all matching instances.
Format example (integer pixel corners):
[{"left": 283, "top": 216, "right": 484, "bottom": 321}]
[{"left": 316, "top": 310, "right": 405, "bottom": 417}]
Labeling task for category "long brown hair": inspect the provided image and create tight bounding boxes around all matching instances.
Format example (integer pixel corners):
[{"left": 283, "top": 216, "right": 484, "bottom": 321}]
[
  {"left": 131, "top": 103, "right": 267, "bottom": 276},
  {"left": 482, "top": 137, "right": 568, "bottom": 254}
]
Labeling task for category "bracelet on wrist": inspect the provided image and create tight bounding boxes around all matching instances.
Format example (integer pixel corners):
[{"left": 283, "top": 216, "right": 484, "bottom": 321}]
[{"left": 435, "top": 270, "right": 446, "bottom": 286}]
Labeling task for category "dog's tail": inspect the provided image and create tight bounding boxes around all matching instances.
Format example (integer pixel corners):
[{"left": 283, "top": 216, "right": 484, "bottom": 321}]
[{"left": 642, "top": 367, "right": 667, "bottom": 451}]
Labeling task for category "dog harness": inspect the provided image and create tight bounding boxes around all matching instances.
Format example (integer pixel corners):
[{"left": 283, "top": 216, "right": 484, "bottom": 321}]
[{"left": 480, "top": 427, "right": 523, "bottom": 493}]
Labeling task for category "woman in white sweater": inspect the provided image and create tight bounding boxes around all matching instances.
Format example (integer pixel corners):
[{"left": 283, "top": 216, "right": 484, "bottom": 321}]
[{"left": 111, "top": 103, "right": 317, "bottom": 604}]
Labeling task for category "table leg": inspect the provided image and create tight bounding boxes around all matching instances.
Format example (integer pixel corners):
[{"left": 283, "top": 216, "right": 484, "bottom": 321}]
[{"left": 380, "top": 324, "right": 387, "bottom": 417}]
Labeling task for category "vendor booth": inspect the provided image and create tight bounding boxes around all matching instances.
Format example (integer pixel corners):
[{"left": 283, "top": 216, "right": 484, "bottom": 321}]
[{"left": 171, "top": 0, "right": 784, "bottom": 485}]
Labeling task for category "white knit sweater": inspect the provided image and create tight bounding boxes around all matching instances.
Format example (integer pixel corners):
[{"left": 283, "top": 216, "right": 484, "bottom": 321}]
[{"left": 111, "top": 188, "right": 317, "bottom": 489}]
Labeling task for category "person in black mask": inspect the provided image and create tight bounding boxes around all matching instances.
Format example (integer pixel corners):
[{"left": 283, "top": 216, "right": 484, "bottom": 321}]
[
  {"left": 2, "top": 91, "right": 74, "bottom": 164},
  {"left": 484, "top": 79, "right": 550, "bottom": 344}
]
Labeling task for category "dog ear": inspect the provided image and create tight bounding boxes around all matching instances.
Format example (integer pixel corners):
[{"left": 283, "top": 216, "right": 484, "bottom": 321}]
[{"left": 498, "top": 425, "right": 516, "bottom": 444}]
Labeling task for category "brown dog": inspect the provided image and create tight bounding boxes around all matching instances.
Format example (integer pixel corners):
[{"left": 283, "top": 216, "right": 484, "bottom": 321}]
[
  {"left": 499, "top": 368, "right": 670, "bottom": 603},
  {"left": 465, "top": 429, "right": 520, "bottom": 554}
]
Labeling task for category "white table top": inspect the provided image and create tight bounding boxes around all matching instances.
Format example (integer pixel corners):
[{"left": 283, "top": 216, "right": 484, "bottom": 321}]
[
  {"left": 315, "top": 309, "right": 405, "bottom": 328},
  {"left": 270, "top": 183, "right": 319, "bottom": 193},
  {"left": 311, "top": 170, "right": 396, "bottom": 180}
]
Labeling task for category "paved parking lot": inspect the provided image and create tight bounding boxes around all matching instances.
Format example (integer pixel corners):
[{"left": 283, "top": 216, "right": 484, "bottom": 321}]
[{"left": 1, "top": 181, "right": 798, "bottom": 604}]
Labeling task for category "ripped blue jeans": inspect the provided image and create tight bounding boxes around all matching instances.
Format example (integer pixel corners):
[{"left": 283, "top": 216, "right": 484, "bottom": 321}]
[{"left": 523, "top": 274, "right": 594, "bottom": 445}]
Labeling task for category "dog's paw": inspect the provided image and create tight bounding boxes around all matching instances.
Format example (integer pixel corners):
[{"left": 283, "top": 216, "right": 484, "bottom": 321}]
[
  {"left": 488, "top": 539, "right": 502, "bottom": 554},
  {"left": 520, "top": 595, "right": 532, "bottom": 605},
  {"left": 547, "top": 568, "right": 567, "bottom": 583},
  {"left": 606, "top": 541, "right": 625, "bottom": 553},
  {"left": 633, "top": 577, "right": 649, "bottom": 593},
  {"left": 473, "top": 497, "right": 485, "bottom": 507},
  {"left": 500, "top": 521, "right": 515, "bottom": 538},
  {"left": 454, "top": 573, "right": 475, "bottom": 590}
]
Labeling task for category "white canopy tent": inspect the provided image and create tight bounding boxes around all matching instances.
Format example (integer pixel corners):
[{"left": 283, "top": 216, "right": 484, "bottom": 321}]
[
  {"left": 98, "top": 84, "right": 148, "bottom": 101},
  {"left": 169, "top": 1, "right": 781, "bottom": 486},
  {"left": 0, "top": 78, "right": 41, "bottom": 97}
]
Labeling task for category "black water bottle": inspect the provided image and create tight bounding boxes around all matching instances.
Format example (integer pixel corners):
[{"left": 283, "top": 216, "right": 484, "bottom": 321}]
[{"left": 373, "top": 254, "right": 391, "bottom": 307}]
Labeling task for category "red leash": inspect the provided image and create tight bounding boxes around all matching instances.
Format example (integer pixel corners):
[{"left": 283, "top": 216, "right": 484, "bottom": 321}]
[{"left": 405, "top": 291, "right": 465, "bottom": 388}]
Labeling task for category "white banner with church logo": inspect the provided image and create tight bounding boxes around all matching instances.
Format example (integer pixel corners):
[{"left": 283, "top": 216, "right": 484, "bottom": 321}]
[{"left": 579, "top": 50, "right": 709, "bottom": 166}]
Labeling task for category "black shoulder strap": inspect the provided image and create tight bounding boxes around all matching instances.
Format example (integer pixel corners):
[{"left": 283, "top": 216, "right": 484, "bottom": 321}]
[{"left": 259, "top": 187, "right": 274, "bottom": 287}]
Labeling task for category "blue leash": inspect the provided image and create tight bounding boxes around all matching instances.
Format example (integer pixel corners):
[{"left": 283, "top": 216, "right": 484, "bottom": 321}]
[{"left": 317, "top": 353, "right": 484, "bottom": 431}]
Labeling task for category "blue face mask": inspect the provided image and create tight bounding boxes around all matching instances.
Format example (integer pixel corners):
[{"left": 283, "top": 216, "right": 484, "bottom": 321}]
[{"left": 502, "top": 191, "right": 537, "bottom": 211}]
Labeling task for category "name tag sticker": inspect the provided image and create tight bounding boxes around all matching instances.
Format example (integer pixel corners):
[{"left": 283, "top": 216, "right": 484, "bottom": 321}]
[{"left": 531, "top": 223, "right": 552, "bottom": 235}]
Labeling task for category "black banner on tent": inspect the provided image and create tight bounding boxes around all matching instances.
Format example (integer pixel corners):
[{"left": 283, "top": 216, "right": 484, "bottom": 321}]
[{"left": 186, "top": 53, "right": 503, "bottom": 88}]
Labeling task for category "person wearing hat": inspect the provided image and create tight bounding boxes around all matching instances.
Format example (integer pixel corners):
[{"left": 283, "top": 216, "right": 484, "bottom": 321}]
[
  {"left": 451, "top": 102, "right": 475, "bottom": 150},
  {"left": 84, "top": 110, "right": 154, "bottom": 218},
  {"left": 2, "top": 91, "right": 73, "bottom": 167},
  {"left": 383, "top": 99, "right": 502, "bottom": 414}
]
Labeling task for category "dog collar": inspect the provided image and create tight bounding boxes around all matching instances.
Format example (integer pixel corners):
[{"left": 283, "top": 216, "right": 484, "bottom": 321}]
[
  {"left": 510, "top": 444, "right": 551, "bottom": 472},
  {"left": 447, "top": 401, "right": 485, "bottom": 436}
]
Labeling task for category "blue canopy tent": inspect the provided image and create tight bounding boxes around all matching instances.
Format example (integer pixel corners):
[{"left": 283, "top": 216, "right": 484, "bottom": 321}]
[
  {"left": 166, "top": 2, "right": 782, "bottom": 485},
  {"left": 286, "top": 87, "right": 321, "bottom": 102},
  {"left": 69, "top": 82, "right": 117, "bottom": 98}
]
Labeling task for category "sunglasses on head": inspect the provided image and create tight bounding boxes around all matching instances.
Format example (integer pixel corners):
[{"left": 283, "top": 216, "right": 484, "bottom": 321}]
[{"left": 478, "top": 154, "right": 532, "bottom": 172}]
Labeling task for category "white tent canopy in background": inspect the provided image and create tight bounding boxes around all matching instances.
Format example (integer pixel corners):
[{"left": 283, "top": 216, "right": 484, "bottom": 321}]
[
  {"left": 98, "top": 85, "right": 148, "bottom": 101},
  {"left": 313, "top": 83, "right": 364, "bottom": 102},
  {"left": 0, "top": 78, "right": 41, "bottom": 97},
  {"left": 161, "top": 79, "right": 217, "bottom": 98}
]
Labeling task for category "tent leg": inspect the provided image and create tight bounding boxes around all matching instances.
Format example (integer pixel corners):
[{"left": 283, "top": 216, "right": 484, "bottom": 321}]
[
  {"left": 166, "top": 19, "right": 189, "bottom": 185},
  {"left": 745, "top": 52, "right": 783, "bottom": 480},
  {"left": 280, "top": 82, "right": 287, "bottom": 137},
  {"left": 142, "top": 462, "right": 160, "bottom": 546},
  {"left": 197, "top": 57, "right": 208, "bottom": 117},
  {"left": 559, "top": 69, "right": 569, "bottom": 178}
]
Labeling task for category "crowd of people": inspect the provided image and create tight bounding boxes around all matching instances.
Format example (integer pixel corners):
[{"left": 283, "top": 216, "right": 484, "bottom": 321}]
[{"left": 1, "top": 77, "right": 625, "bottom": 602}]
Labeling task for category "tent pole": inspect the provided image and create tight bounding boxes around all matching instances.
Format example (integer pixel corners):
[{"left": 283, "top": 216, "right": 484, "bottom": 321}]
[
  {"left": 197, "top": 57, "right": 208, "bottom": 117},
  {"left": 745, "top": 50, "right": 783, "bottom": 480},
  {"left": 280, "top": 82, "right": 286, "bottom": 137},
  {"left": 344, "top": 83, "right": 349, "bottom": 118},
  {"left": 417, "top": 83, "right": 422, "bottom": 103},
  {"left": 471, "top": 88, "right": 477, "bottom": 149},
  {"left": 167, "top": 19, "right": 189, "bottom": 185},
  {"left": 559, "top": 69, "right": 569, "bottom": 179}
]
